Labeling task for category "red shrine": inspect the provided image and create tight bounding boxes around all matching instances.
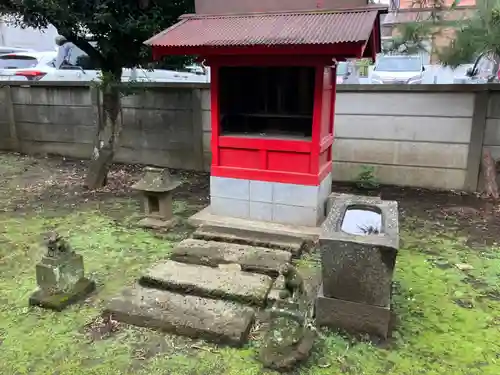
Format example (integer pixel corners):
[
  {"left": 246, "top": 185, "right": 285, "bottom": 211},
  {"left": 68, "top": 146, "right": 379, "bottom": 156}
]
[{"left": 146, "top": 0, "right": 387, "bottom": 227}]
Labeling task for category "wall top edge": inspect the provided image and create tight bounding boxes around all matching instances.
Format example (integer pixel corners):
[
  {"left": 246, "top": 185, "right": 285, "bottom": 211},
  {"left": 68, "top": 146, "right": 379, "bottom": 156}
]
[
  {"left": 337, "top": 84, "right": 499, "bottom": 93},
  {"left": 1, "top": 81, "right": 212, "bottom": 89},
  {"left": 2, "top": 81, "right": 499, "bottom": 93}
]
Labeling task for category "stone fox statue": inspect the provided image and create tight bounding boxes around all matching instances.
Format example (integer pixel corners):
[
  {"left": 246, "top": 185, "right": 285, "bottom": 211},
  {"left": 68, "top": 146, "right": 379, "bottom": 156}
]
[
  {"left": 45, "top": 232, "right": 72, "bottom": 257},
  {"left": 278, "top": 263, "right": 305, "bottom": 300}
]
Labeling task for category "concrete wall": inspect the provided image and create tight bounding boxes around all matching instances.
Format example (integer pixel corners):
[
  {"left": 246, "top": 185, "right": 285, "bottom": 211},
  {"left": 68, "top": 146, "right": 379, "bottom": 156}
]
[
  {"left": 333, "top": 88, "right": 474, "bottom": 190},
  {"left": 201, "top": 89, "right": 212, "bottom": 171},
  {"left": 484, "top": 93, "right": 500, "bottom": 160},
  {"left": 0, "top": 83, "right": 206, "bottom": 171},
  {"left": 0, "top": 82, "right": 496, "bottom": 192}
]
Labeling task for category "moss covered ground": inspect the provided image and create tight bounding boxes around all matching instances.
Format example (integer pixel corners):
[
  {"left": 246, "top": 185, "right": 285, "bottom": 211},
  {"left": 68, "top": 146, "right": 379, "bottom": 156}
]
[{"left": 0, "top": 152, "right": 498, "bottom": 375}]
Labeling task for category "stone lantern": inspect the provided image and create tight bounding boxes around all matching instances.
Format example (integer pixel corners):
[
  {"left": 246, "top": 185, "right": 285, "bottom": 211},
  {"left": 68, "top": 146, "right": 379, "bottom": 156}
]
[{"left": 132, "top": 167, "right": 181, "bottom": 229}]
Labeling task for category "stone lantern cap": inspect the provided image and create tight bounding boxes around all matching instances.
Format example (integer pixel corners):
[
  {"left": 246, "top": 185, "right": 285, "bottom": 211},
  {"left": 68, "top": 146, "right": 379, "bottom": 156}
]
[{"left": 132, "top": 167, "right": 182, "bottom": 193}]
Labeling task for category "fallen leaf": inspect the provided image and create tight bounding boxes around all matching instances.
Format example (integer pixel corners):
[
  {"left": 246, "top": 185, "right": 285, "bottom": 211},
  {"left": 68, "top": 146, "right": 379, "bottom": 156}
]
[{"left": 455, "top": 263, "right": 474, "bottom": 271}]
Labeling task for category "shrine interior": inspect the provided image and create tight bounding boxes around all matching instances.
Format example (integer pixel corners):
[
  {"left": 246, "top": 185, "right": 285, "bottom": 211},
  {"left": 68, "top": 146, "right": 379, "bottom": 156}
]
[{"left": 218, "top": 66, "right": 315, "bottom": 140}]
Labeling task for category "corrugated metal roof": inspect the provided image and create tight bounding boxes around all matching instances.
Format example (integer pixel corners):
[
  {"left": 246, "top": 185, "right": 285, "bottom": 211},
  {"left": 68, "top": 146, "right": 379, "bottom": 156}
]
[{"left": 145, "top": 10, "right": 379, "bottom": 48}]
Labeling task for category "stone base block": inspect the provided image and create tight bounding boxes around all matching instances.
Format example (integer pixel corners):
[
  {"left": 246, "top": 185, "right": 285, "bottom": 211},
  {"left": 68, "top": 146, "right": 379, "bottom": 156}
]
[
  {"left": 315, "top": 285, "right": 391, "bottom": 339},
  {"left": 105, "top": 283, "right": 255, "bottom": 347},
  {"left": 170, "top": 239, "right": 292, "bottom": 277},
  {"left": 137, "top": 217, "right": 176, "bottom": 230},
  {"left": 210, "top": 174, "right": 332, "bottom": 227},
  {"left": 192, "top": 224, "right": 307, "bottom": 258},
  {"left": 140, "top": 260, "right": 273, "bottom": 307},
  {"left": 29, "top": 278, "right": 96, "bottom": 312},
  {"left": 36, "top": 253, "right": 84, "bottom": 293},
  {"left": 187, "top": 206, "right": 321, "bottom": 240}
]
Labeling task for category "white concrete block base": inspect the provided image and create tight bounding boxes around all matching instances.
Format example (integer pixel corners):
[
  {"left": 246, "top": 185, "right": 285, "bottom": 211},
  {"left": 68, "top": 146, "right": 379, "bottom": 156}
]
[{"left": 209, "top": 173, "right": 332, "bottom": 227}]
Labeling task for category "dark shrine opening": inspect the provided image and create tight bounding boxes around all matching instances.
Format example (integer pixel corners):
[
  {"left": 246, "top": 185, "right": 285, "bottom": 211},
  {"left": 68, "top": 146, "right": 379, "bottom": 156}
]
[
  {"left": 219, "top": 66, "right": 316, "bottom": 140},
  {"left": 147, "top": 195, "right": 160, "bottom": 214}
]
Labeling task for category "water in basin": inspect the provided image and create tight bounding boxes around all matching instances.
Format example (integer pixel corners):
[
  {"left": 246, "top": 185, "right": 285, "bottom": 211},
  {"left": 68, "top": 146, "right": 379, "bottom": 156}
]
[{"left": 341, "top": 205, "right": 382, "bottom": 235}]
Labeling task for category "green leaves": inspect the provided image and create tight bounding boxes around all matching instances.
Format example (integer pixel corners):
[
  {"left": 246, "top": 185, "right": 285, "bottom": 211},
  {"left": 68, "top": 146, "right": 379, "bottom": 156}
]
[
  {"left": 438, "top": 0, "right": 500, "bottom": 67},
  {"left": 0, "top": 0, "right": 195, "bottom": 77},
  {"left": 387, "top": 22, "right": 433, "bottom": 55},
  {"left": 388, "top": 0, "right": 500, "bottom": 68}
]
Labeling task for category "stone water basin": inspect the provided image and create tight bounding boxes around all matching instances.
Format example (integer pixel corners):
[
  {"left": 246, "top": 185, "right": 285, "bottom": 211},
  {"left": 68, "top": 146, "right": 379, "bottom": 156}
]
[{"left": 319, "top": 194, "right": 399, "bottom": 307}]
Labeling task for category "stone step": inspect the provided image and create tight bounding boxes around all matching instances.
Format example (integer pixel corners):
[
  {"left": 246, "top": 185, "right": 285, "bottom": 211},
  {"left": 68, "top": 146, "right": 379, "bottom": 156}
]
[
  {"left": 192, "top": 224, "right": 307, "bottom": 257},
  {"left": 170, "top": 239, "right": 292, "bottom": 277},
  {"left": 140, "top": 260, "right": 274, "bottom": 307},
  {"left": 105, "top": 284, "right": 255, "bottom": 347}
]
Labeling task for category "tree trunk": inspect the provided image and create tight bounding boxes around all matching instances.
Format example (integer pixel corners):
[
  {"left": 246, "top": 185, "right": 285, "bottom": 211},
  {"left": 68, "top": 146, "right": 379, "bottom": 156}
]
[
  {"left": 84, "top": 76, "right": 123, "bottom": 189},
  {"left": 481, "top": 149, "right": 499, "bottom": 199}
]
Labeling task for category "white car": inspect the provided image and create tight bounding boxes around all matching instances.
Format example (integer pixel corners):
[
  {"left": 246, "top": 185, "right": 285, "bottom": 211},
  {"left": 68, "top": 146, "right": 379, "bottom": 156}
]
[
  {"left": 370, "top": 55, "right": 425, "bottom": 84},
  {"left": 454, "top": 53, "right": 499, "bottom": 84},
  {"left": 0, "top": 51, "right": 57, "bottom": 81},
  {"left": 0, "top": 46, "right": 35, "bottom": 54},
  {"left": 41, "top": 41, "right": 209, "bottom": 83}
]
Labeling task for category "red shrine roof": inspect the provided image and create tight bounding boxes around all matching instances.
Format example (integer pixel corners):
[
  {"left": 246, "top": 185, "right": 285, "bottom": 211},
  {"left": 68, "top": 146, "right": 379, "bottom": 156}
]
[{"left": 145, "top": 8, "right": 384, "bottom": 50}]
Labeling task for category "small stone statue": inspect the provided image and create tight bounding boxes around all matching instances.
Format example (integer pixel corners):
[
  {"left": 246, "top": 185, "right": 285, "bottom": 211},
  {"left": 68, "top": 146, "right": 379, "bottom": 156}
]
[
  {"left": 45, "top": 232, "right": 73, "bottom": 258},
  {"left": 29, "top": 232, "right": 95, "bottom": 311},
  {"left": 278, "top": 263, "right": 305, "bottom": 301},
  {"left": 259, "top": 264, "right": 316, "bottom": 371}
]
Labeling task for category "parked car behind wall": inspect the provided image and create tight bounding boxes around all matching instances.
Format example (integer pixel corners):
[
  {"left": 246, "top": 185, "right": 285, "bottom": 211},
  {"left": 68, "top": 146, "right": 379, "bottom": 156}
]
[
  {"left": 41, "top": 39, "right": 209, "bottom": 83},
  {"left": 0, "top": 51, "right": 57, "bottom": 81},
  {"left": 454, "top": 52, "right": 500, "bottom": 84},
  {"left": 370, "top": 55, "right": 425, "bottom": 84}
]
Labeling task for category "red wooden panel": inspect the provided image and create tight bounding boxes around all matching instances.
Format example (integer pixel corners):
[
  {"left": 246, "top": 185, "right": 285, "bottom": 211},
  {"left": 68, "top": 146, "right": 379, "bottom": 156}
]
[
  {"left": 330, "top": 66, "right": 337, "bottom": 138},
  {"left": 219, "top": 148, "right": 261, "bottom": 168},
  {"left": 319, "top": 148, "right": 332, "bottom": 170},
  {"left": 320, "top": 67, "right": 333, "bottom": 139},
  {"left": 267, "top": 151, "right": 310, "bottom": 174},
  {"left": 212, "top": 166, "right": 319, "bottom": 185},
  {"left": 212, "top": 160, "right": 332, "bottom": 185},
  {"left": 319, "top": 149, "right": 329, "bottom": 166},
  {"left": 219, "top": 136, "right": 311, "bottom": 153},
  {"left": 206, "top": 57, "right": 339, "bottom": 186},
  {"left": 320, "top": 134, "right": 334, "bottom": 152},
  {"left": 310, "top": 66, "right": 324, "bottom": 175},
  {"left": 211, "top": 64, "right": 221, "bottom": 166},
  {"left": 319, "top": 162, "right": 333, "bottom": 180}
]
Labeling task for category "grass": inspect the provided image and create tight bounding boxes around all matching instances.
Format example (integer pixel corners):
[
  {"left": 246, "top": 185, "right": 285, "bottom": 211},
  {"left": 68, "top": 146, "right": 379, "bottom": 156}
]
[{"left": 0, "top": 153, "right": 499, "bottom": 374}]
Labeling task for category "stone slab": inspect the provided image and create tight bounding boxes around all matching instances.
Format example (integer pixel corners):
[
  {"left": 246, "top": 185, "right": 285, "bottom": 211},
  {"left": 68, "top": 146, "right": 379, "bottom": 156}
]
[
  {"left": 188, "top": 206, "right": 321, "bottom": 240},
  {"left": 192, "top": 223, "right": 308, "bottom": 258},
  {"left": 315, "top": 285, "right": 392, "bottom": 339},
  {"left": 29, "top": 278, "right": 96, "bottom": 312},
  {"left": 140, "top": 260, "right": 273, "bottom": 307},
  {"left": 137, "top": 217, "right": 176, "bottom": 230},
  {"left": 170, "top": 239, "right": 292, "bottom": 277},
  {"left": 105, "top": 284, "right": 255, "bottom": 347}
]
